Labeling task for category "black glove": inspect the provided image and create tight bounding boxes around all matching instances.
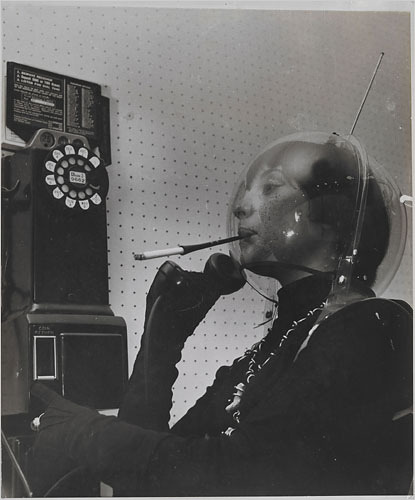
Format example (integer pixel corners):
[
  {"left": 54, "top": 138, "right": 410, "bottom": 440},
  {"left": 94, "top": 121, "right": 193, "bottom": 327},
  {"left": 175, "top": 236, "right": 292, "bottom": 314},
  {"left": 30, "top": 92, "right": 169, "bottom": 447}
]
[
  {"left": 145, "top": 263, "right": 214, "bottom": 335},
  {"left": 30, "top": 383, "right": 167, "bottom": 495},
  {"left": 29, "top": 382, "right": 98, "bottom": 496},
  {"left": 144, "top": 253, "right": 245, "bottom": 337}
]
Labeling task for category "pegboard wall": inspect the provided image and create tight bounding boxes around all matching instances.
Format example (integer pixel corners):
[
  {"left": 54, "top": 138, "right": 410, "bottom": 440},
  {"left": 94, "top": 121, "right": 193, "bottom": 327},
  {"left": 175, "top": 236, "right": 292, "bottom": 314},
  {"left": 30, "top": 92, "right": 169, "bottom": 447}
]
[{"left": 2, "top": 3, "right": 412, "bottom": 423}]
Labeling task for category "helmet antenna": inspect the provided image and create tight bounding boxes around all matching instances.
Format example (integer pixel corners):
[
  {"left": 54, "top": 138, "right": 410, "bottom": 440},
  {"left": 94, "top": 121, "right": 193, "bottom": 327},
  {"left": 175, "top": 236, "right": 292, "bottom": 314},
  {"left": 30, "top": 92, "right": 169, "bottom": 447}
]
[{"left": 350, "top": 52, "right": 384, "bottom": 135}]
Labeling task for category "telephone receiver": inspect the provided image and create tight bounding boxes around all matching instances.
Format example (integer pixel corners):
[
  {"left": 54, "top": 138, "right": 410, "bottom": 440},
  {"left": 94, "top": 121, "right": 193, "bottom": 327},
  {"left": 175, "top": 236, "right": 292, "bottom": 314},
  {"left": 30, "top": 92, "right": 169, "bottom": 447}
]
[
  {"left": 147, "top": 252, "right": 246, "bottom": 309},
  {"left": 204, "top": 252, "right": 246, "bottom": 295}
]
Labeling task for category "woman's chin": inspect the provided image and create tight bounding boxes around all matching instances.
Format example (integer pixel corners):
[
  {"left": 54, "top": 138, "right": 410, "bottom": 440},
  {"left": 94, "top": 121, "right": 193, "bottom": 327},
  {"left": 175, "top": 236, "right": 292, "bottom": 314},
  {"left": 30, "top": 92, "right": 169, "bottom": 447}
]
[
  {"left": 239, "top": 249, "right": 256, "bottom": 266},
  {"left": 239, "top": 248, "right": 274, "bottom": 267}
]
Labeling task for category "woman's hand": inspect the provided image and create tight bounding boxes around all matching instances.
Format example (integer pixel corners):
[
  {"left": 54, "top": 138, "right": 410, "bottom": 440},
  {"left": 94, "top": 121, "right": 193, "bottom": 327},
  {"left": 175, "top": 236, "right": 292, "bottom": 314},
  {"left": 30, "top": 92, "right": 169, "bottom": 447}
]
[
  {"left": 30, "top": 382, "right": 99, "bottom": 496},
  {"left": 30, "top": 382, "right": 167, "bottom": 494}
]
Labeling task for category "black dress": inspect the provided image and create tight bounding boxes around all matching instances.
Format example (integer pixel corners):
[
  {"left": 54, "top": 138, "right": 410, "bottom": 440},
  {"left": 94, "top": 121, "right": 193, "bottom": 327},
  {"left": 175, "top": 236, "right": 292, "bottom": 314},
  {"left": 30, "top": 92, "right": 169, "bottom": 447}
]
[
  {"left": 31, "top": 275, "right": 413, "bottom": 496},
  {"left": 115, "top": 275, "right": 413, "bottom": 496}
]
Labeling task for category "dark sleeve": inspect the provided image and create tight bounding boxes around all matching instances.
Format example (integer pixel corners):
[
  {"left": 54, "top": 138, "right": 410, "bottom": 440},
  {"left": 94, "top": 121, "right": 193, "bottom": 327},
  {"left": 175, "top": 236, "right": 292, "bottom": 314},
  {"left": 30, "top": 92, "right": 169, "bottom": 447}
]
[
  {"left": 118, "top": 287, "right": 221, "bottom": 430},
  {"left": 170, "top": 360, "right": 245, "bottom": 437},
  {"left": 116, "top": 301, "right": 186, "bottom": 432}
]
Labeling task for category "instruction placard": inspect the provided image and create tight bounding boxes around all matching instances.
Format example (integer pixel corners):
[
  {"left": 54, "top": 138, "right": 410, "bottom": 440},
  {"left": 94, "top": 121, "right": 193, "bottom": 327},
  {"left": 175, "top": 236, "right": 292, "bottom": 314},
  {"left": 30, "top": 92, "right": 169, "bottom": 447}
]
[{"left": 6, "top": 62, "right": 103, "bottom": 146}]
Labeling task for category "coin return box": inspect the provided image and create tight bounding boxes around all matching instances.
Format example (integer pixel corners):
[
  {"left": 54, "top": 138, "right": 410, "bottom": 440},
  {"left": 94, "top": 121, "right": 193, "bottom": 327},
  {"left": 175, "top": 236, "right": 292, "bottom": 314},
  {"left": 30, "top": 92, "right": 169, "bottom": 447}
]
[{"left": 33, "top": 336, "right": 57, "bottom": 381}]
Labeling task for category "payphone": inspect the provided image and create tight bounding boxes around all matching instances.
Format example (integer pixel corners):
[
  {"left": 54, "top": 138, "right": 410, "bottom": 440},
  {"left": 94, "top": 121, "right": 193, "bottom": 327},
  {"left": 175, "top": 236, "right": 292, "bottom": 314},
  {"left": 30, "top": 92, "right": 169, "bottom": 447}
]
[{"left": 2, "top": 62, "right": 128, "bottom": 496}]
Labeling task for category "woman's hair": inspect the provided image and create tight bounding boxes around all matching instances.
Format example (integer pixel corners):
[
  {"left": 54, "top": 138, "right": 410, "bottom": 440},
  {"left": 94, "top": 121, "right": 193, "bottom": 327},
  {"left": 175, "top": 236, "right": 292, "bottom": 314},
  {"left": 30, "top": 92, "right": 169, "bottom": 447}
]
[{"left": 299, "top": 146, "right": 390, "bottom": 287}]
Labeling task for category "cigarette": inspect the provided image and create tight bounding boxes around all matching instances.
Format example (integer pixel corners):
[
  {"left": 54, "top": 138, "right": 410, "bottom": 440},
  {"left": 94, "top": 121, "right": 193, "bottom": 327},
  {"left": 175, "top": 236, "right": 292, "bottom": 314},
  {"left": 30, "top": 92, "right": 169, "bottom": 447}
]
[
  {"left": 135, "top": 247, "right": 185, "bottom": 261},
  {"left": 134, "top": 235, "right": 243, "bottom": 261}
]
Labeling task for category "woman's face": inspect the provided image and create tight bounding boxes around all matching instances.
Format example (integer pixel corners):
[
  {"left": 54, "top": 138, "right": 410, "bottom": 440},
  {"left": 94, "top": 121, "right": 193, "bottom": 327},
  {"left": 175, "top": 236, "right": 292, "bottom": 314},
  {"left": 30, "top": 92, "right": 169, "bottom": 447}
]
[{"left": 231, "top": 142, "right": 334, "bottom": 268}]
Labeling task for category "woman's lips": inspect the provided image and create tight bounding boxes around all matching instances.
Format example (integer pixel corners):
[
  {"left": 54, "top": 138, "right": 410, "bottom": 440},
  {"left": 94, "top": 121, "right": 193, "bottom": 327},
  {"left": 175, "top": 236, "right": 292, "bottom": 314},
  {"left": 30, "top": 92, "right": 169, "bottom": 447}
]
[{"left": 238, "top": 227, "right": 257, "bottom": 239}]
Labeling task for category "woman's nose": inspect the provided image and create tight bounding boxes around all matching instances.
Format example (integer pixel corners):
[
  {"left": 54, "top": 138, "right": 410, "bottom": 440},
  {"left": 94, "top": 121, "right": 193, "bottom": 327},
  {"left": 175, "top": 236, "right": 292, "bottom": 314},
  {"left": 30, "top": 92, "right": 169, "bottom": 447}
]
[{"left": 233, "top": 192, "right": 254, "bottom": 219}]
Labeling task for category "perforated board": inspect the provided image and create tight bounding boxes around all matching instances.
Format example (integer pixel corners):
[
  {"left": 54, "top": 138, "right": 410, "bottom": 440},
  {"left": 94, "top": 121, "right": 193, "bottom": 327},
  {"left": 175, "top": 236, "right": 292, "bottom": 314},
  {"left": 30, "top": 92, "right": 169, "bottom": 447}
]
[{"left": 2, "top": 3, "right": 412, "bottom": 423}]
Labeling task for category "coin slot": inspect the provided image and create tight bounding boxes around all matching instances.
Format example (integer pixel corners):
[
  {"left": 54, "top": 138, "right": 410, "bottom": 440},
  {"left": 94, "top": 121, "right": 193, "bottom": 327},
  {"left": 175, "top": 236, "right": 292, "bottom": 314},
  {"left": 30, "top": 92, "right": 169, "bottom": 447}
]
[
  {"left": 40, "top": 132, "right": 55, "bottom": 148},
  {"left": 58, "top": 136, "right": 69, "bottom": 145}
]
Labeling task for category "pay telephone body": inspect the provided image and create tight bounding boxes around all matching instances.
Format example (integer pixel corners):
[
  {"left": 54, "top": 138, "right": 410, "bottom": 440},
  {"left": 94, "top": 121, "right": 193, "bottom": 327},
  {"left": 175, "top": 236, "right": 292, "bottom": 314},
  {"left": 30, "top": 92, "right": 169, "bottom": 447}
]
[
  {"left": 2, "top": 129, "right": 128, "bottom": 417},
  {"left": 2, "top": 63, "right": 128, "bottom": 424}
]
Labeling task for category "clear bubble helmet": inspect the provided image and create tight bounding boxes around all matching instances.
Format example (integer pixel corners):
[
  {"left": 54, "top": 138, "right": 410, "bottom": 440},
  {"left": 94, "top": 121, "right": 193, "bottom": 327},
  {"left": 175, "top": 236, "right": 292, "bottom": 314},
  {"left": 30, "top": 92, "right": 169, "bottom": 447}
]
[{"left": 227, "top": 131, "right": 407, "bottom": 303}]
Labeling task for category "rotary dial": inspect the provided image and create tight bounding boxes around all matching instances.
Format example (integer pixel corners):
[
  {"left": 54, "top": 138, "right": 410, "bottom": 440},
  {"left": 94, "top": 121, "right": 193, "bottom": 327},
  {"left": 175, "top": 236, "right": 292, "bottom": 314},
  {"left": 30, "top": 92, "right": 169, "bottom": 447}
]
[{"left": 43, "top": 144, "right": 108, "bottom": 211}]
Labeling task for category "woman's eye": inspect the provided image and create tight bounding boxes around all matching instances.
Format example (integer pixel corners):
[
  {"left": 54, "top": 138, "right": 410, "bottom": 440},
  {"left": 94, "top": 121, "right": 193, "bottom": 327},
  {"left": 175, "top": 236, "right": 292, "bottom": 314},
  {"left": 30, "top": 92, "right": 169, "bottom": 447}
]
[{"left": 263, "top": 183, "right": 280, "bottom": 195}]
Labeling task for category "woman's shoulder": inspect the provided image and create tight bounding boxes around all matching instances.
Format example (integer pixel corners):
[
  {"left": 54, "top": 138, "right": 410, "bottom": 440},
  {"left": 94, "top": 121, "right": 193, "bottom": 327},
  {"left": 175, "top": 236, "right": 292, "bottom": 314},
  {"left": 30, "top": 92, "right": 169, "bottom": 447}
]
[
  {"left": 318, "top": 296, "right": 411, "bottom": 332},
  {"left": 298, "top": 296, "right": 412, "bottom": 359}
]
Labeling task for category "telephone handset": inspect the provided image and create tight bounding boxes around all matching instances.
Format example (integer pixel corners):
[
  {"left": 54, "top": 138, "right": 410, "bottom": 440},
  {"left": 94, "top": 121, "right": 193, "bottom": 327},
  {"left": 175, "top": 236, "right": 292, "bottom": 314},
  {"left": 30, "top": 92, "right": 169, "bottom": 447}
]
[
  {"left": 147, "top": 253, "right": 246, "bottom": 310},
  {"left": 43, "top": 143, "right": 109, "bottom": 211}
]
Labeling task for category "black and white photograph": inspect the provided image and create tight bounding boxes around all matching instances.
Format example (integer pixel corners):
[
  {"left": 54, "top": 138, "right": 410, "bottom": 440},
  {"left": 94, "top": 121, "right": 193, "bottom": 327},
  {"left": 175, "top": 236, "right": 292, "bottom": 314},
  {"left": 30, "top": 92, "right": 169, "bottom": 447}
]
[{"left": 1, "top": 1, "right": 413, "bottom": 497}]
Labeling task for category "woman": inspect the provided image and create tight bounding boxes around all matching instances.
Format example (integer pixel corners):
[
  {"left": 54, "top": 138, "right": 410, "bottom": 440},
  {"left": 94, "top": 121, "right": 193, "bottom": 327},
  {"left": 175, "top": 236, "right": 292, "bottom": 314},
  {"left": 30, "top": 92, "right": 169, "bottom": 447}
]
[{"left": 31, "top": 132, "right": 412, "bottom": 496}]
